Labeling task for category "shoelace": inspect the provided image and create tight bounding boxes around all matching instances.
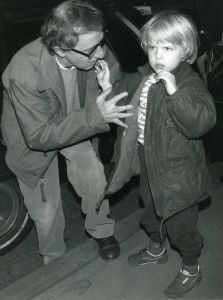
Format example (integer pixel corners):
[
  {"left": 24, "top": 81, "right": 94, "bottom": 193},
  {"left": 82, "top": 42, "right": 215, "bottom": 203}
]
[
  {"left": 181, "top": 266, "right": 200, "bottom": 276},
  {"left": 142, "top": 247, "right": 166, "bottom": 257},
  {"left": 174, "top": 266, "right": 200, "bottom": 284}
]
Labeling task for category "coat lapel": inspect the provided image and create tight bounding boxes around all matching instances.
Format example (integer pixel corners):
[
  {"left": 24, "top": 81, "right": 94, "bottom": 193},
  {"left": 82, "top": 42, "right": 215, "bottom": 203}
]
[
  {"left": 77, "top": 70, "right": 87, "bottom": 108},
  {"left": 37, "top": 47, "right": 67, "bottom": 114}
]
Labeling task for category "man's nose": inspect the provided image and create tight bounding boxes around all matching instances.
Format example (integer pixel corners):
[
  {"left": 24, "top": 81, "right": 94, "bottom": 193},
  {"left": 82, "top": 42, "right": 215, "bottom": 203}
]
[{"left": 94, "top": 45, "right": 104, "bottom": 59}]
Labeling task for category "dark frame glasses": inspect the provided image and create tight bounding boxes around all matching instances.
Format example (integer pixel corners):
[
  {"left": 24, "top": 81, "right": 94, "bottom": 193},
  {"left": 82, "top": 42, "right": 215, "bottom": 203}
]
[{"left": 70, "top": 38, "right": 106, "bottom": 59}]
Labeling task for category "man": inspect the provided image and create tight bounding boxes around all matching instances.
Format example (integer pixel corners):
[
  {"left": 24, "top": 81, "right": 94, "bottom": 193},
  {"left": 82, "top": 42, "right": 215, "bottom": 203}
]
[{"left": 1, "top": 0, "right": 133, "bottom": 265}]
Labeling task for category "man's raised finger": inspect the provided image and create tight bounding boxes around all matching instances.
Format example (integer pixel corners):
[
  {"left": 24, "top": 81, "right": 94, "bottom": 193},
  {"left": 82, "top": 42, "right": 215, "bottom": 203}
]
[
  {"left": 116, "top": 104, "right": 134, "bottom": 112},
  {"left": 113, "top": 119, "right": 128, "bottom": 128},
  {"left": 108, "top": 91, "right": 128, "bottom": 105},
  {"left": 114, "top": 112, "right": 134, "bottom": 118}
]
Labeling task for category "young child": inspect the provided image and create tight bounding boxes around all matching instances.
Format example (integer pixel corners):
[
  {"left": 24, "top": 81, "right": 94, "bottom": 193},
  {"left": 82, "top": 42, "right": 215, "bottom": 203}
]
[{"left": 107, "top": 11, "right": 216, "bottom": 298}]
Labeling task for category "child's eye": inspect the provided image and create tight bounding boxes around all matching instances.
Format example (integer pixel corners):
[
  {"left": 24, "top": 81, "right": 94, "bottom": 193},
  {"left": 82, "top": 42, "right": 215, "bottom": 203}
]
[
  {"left": 164, "top": 47, "right": 173, "bottom": 51},
  {"left": 147, "top": 46, "right": 155, "bottom": 51}
]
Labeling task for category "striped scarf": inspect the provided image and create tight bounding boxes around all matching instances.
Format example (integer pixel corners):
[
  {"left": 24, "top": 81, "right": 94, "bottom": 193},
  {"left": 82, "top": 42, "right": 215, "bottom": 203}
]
[{"left": 138, "top": 73, "right": 157, "bottom": 145}]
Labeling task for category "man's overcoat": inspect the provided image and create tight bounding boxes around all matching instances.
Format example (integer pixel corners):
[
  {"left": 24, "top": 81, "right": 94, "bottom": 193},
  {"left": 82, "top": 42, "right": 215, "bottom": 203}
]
[{"left": 1, "top": 38, "right": 122, "bottom": 188}]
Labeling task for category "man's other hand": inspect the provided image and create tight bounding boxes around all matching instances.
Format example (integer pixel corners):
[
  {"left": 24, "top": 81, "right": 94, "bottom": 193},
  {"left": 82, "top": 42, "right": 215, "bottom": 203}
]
[{"left": 96, "top": 90, "right": 133, "bottom": 128}]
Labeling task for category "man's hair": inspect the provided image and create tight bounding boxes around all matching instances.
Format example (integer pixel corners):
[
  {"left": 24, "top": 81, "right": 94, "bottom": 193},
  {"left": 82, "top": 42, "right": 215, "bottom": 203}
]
[
  {"left": 140, "top": 11, "right": 199, "bottom": 64},
  {"left": 41, "top": 0, "right": 104, "bottom": 55}
]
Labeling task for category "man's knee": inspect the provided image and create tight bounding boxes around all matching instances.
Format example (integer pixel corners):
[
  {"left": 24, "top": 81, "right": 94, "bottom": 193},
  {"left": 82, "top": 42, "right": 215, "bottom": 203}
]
[
  {"left": 34, "top": 201, "right": 63, "bottom": 230},
  {"left": 71, "top": 156, "right": 106, "bottom": 187}
]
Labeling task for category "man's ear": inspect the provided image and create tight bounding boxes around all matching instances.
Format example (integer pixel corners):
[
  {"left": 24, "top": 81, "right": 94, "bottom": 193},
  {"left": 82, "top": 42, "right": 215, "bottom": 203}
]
[{"left": 53, "top": 47, "right": 66, "bottom": 58}]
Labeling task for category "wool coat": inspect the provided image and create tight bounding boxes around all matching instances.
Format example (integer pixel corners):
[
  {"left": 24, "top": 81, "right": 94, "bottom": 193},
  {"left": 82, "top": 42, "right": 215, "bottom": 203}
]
[{"left": 1, "top": 38, "right": 123, "bottom": 188}]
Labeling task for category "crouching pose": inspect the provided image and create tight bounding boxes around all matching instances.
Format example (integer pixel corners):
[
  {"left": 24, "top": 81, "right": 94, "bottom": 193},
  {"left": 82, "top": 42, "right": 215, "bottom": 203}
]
[
  {"left": 107, "top": 11, "right": 216, "bottom": 298},
  {"left": 1, "top": 0, "right": 133, "bottom": 265}
]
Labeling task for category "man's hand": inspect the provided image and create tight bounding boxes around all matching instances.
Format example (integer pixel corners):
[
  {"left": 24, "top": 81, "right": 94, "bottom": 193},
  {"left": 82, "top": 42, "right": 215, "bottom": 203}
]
[
  {"left": 96, "top": 89, "right": 133, "bottom": 128},
  {"left": 95, "top": 60, "right": 112, "bottom": 92}
]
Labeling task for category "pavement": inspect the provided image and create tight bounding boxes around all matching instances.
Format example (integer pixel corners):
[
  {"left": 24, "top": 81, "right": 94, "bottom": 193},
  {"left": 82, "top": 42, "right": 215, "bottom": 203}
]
[{"left": 0, "top": 162, "right": 223, "bottom": 300}]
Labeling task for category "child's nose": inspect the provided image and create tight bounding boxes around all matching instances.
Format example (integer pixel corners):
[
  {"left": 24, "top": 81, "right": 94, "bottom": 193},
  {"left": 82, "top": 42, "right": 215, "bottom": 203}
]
[{"left": 155, "top": 48, "right": 162, "bottom": 59}]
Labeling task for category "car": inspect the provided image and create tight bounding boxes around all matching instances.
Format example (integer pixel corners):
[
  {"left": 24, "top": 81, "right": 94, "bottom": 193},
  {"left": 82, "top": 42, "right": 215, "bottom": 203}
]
[
  {"left": 0, "top": 139, "right": 33, "bottom": 255},
  {"left": 0, "top": 0, "right": 221, "bottom": 254}
]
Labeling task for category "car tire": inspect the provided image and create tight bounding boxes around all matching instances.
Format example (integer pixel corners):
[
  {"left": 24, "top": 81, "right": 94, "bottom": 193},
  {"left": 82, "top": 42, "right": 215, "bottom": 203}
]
[{"left": 0, "top": 179, "right": 33, "bottom": 255}]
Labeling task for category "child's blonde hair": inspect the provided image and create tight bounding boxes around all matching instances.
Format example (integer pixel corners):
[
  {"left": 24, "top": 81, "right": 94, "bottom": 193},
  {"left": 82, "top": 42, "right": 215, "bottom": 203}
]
[{"left": 140, "top": 11, "right": 199, "bottom": 64}]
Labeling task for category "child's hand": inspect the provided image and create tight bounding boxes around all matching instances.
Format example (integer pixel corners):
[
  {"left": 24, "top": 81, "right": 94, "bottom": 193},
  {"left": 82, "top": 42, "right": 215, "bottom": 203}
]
[
  {"left": 156, "top": 71, "right": 177, "bottom": 95},
  {"left": 95, "top": 60, "right": 112, "bottom": 92}
]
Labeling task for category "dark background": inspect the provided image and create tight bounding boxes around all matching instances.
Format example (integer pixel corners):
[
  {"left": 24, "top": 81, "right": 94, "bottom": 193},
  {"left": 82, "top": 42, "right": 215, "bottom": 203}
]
[{"left": 0, "top": 0, "right": 60, "bottom": 95}]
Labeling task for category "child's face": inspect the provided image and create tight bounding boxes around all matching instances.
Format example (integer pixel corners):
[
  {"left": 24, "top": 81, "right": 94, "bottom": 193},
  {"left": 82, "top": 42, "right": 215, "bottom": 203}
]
[{"left": 147, "top": 40, "right": 185, "bottom": 74}]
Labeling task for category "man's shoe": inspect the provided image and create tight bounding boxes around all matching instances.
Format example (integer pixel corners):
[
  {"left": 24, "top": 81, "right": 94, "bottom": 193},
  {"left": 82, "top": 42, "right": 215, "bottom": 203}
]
[
  {"left": 97, "top": 236, "right": 120, "bottom": 260},
  {"left": 164, "top": 267, "right": 202, "bottom": 298},
  {"left": 128, "top": 246, "right": 168, "bottom": 266}
]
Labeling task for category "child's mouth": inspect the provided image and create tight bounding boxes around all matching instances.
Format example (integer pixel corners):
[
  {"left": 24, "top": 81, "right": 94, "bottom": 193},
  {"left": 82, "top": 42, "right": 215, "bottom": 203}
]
[{"left": 155, "top": 63, "right": 165, "bottom": 70}]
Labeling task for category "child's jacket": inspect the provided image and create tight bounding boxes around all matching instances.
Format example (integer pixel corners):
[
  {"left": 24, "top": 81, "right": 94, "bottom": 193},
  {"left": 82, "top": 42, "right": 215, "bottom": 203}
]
[{"left": 107, "top": 62, "right": 216, "bottom": 220}]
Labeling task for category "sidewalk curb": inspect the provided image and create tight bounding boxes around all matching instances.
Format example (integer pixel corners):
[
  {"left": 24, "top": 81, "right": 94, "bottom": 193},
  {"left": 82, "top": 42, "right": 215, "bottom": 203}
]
[{"left": 0, "top": 209, "right": 142, "bottom": 300}]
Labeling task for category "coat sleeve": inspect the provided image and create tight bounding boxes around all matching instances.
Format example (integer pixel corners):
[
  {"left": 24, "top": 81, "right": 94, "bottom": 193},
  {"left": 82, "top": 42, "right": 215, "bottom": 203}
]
[
  {"left": 103, "top": 45, "right": 128, "bottom": 104},
  {"left": 166, "top": 76, "right": 216, "bottom": 138},
  {"left": 8, "top": 79, "right": 109, "bottom": 151}
]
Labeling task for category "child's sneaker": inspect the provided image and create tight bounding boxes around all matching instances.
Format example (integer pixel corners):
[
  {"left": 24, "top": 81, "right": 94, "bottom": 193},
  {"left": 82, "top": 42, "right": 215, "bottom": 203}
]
[
  {"left": 128, "top": 245, "right": 168, "bottom": 266},
  {"left": 164, "top": 266, "right": 202, "bottom": 298}
]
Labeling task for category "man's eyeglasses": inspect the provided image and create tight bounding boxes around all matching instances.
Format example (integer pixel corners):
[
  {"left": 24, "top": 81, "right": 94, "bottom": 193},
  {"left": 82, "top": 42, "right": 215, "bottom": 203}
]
[{"left": 69, "top": 39, "right": 106, "bottom": 59}]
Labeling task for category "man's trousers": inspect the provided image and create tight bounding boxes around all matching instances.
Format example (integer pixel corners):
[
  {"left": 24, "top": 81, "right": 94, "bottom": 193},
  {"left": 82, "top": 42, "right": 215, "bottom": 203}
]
[{"left": 18, "top": 141, "right": 115, "bottom": 263}]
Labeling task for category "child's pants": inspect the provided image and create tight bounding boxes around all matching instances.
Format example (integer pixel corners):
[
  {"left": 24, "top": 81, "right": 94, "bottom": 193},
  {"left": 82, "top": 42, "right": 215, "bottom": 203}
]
[
  {"left": 138, "top": 144, "right": 204, "bottom": 266},
  {"left": 18, "top": 141, "right": 115, "bottom": 261}
]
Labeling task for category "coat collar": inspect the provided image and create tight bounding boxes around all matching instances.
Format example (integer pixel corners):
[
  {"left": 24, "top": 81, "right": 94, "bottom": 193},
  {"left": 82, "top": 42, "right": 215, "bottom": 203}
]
[
  {"left": 172, "top": 61, "right": 192, "bottom": 77},
  {"left": 37, "top": 46, "right": 63, "bottom": 94},
  {"left": 37, "top": 46, "right": 77, "bottom": 110},
  {"left": 36, "top": 46, "right": 95, "bottom": 101},
  {"left": 141, "top": 61, "right": 192, "bottom": 79}
]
